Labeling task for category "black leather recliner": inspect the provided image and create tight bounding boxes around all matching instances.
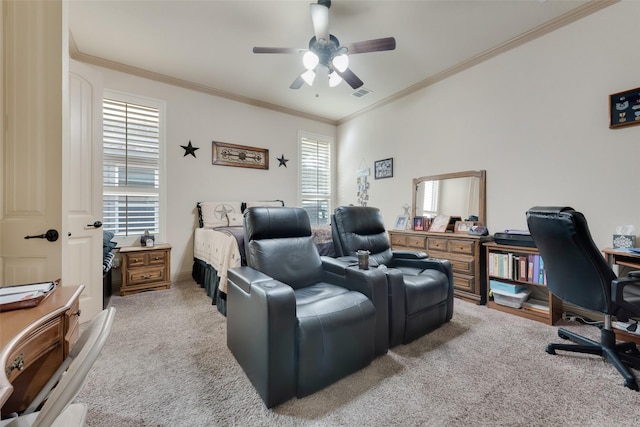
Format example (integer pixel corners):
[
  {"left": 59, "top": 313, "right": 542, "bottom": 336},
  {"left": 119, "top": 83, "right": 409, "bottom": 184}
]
[
  {"left": 527, "top": 206, "right": 640, "bottom": 390},
  {"left": 331, "top": 206, "right": 455, "bottom": 347},
  {"left": 226, "top": 207, "right": 389, "bottom": 408}
]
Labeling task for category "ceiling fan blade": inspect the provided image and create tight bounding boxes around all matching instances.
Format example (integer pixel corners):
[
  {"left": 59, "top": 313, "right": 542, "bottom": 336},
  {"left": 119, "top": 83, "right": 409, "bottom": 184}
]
[
  {"left": 335, "top": 68, "right": 363, "bottom": 90},
  {"left": 253, "top": 47, "right": 306, "bottom": 54},
  {"left": 310, "top": 3, "right": 329, "bottom": 44},
  {"left": 343, "top": 37, "right": 396, "bottom": 54},
  {"left": 290, "top": 74, "right": 305, "bottom": 90}
]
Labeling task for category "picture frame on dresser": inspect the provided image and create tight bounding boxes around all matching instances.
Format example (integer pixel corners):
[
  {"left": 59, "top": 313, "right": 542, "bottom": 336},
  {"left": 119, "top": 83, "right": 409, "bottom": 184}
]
[
  {"left": 428, "top": 214, "right": 450, "bottom": 232},
  {"left": 395, "top": 215, "right": 408, "bottom": 230},
  {"left": 413, "top": 217, "right": 425, "bottom": 231}
]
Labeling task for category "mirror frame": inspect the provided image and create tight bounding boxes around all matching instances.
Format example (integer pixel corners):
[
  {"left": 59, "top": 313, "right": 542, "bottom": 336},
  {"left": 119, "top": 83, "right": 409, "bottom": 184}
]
[{"left": 412, "top": 170, "right": 486, "bottom": 227}]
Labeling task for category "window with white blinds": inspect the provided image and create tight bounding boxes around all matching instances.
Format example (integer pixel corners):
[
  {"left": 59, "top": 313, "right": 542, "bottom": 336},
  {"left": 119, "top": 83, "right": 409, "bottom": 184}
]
[
  {"left": 102, "top": 95, "right": 163, "bottom": 237},
  {"left": 299, "top": 133, "right": 333, "bottom": 226},
  {"left": 422, "top": 180, "right": 440, "bottom": 216}
]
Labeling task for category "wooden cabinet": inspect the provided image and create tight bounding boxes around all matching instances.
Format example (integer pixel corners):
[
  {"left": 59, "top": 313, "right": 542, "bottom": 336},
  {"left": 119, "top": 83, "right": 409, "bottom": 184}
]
[
  {"left": 1, "top": 285, "right": 84, "bottom": 416},
  {"left": 484, "top": 242, "right": 563, "bottom": 325},
  {"left": 388, "top": 230, "right": 492, "bottom": 304},
  {"left": 120, "top": 244, "right": 172, "bottom": 296}
]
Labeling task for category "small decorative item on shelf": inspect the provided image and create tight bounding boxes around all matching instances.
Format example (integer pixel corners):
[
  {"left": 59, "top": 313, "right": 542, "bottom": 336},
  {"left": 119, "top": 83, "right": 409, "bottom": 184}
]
[
  {"left": 140, "top": 230, "right": 155, "bottom": 247},
  {"left": 613, "top": 225, "right": 635, "bottom": 249}
]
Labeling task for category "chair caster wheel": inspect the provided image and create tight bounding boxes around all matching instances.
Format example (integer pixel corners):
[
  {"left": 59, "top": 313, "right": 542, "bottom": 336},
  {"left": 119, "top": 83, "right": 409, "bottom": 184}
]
[
  {"left": 624, "top": 379, "right": 639, "bottom": 391},
  {"left": 546, "top": 345, "right": 556, "bottom": 355}
]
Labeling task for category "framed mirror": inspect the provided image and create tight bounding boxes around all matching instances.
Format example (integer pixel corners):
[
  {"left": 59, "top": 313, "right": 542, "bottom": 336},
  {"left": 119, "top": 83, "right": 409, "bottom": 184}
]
[{"left": 412, "top": 170, "right": 486, "bottom": 227}]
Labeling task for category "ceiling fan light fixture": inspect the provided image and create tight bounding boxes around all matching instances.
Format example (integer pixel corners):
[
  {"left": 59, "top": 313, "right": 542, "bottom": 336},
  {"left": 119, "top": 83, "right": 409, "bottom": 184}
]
[
  {"left": 332, "top": 54, "right": 349, "bottom": 72},
  {"left": 302, "top": 51, "right": 319, "bottom": 70},
  {"left": 301, "top": 69, "right": 316, "bottom": 86},
  {"left": 328, "top": 72, "right": 342, "bottom": 87}
]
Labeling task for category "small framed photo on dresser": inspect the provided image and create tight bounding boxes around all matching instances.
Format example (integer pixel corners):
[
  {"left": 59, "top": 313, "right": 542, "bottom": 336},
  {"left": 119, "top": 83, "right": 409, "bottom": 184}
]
[{"left": 413, "top": 217, "right": 425, "bottom": 231}]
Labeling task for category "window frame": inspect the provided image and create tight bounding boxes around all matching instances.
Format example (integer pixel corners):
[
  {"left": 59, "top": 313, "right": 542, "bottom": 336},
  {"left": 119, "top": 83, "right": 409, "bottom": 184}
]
[
  {"left": 102, "top": 90, "right": 167, "bottom": 245},
  {"left": 297, "top": 130, "right": 335, "bottom": 226}
]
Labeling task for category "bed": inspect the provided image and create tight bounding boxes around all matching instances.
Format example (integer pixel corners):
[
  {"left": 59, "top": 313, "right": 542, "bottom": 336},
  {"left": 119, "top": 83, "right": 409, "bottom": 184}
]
[{"left": 191, "top": 200, "right": 335, "bottom": 316}]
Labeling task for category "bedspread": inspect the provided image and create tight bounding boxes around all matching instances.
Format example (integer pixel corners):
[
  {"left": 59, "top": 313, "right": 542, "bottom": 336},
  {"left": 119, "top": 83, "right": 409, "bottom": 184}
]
[{"left": 193, "top": 227, "right": 241, "bottom": 294}]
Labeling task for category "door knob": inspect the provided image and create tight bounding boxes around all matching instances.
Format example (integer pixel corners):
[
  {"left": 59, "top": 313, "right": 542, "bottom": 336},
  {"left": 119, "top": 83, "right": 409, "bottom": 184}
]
[
  {"left": 24, "top": 229, "right": 59, "bottom": 242},
  {"left": 87, "top": 221, "right": 103, "bottom": 228}
]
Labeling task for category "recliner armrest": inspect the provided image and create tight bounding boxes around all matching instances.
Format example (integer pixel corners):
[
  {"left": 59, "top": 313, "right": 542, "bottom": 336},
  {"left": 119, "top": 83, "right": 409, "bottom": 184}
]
[
  {"left": 228, "top": 266, "right": 274, "bottom": 294},
  {"left": 392, "top": 250, "right": 428, "bottom": 260},
  {"left": 321, "top": 256, "right": 357, "bottom": 275}
]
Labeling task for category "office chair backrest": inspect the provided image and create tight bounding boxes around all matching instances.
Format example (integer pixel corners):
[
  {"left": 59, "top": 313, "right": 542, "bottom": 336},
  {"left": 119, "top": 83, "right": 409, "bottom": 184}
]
[
  {"left": 244, "top": 207, "right": 323, "bottom": 289},
  {"left": 27, "top": 307, "right": 116, "bottom": 427},
  {"left": 526, "top": 207, "right": 615, "bottom": 314},
  {"left": 332, "top": 206, "right": 394, "bottom": 265}
]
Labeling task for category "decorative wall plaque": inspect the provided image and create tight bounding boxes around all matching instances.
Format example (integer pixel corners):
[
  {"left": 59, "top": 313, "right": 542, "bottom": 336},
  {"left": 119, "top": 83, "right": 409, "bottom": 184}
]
[{"left": 212, "top": 141, "right": 269, "bottom": 169}]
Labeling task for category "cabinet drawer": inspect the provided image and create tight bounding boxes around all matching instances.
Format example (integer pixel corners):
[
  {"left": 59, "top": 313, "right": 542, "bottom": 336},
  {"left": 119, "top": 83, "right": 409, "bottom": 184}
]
[
  {"left": 5, "top": 318, "right": 61, "bottom": 382},
  {"left": 450, "top": 258, "right": 474, "bottom": 275},
  {"left": 127, "top": 267, "right": 165, "bottom": 285},
  {"left": 406, "top": 235, "right": 427, "bottom": 250},
  {"left": 126, "top": 254, "right": 146, "bottom": 268},
  {"left": 147, "top": 250, "right": 167, "bottom": 266},
  {"left": 427, "top": 238, "right": 448, "bottom": 252},
  {"left": 389, "top": 233, "right": 407, "bottom": 247},
  {"left": 448, "top": 240, "right": 475, "bottom": 255}
]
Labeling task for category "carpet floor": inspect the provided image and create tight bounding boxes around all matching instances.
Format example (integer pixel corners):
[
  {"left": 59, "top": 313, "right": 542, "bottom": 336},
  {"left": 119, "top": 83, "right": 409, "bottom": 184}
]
[{"left": 78, "top": 280, "right": 640, "bottom": 426}]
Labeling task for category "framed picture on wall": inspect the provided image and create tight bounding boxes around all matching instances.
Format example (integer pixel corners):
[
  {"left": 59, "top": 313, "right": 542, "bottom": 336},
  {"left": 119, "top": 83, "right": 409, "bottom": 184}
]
[
  {"left": 609, "top": 87, "right": 640, "bottom": 129},
  {"left": 374, "top": 158, "right": 393, "bottom": 179}
]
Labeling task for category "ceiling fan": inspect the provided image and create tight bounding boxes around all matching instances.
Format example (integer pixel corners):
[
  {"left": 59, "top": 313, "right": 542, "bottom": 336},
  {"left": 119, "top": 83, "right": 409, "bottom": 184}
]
[{"left": 252, "top": 0, "right": 396, "bottom": 90}]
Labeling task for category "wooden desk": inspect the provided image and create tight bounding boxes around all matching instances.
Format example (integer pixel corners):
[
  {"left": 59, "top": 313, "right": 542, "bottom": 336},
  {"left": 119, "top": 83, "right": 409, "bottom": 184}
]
[
  {"left": 0, "top": 285, "right": 83, "bottom": 417},
  {"left": 602, "top": 248, "right": 640, "bottom": 344}
]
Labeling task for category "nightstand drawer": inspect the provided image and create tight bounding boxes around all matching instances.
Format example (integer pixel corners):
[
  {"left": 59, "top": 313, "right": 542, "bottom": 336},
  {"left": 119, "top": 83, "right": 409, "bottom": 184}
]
[
  {"left": 147, "top": 251, "right": 167, "bottom": 266},
  {"left": 128, "top": 267, "right": 165, "bottom": 285},
  {"left": 126, "top": 255, "right": 146, "bottom": 268}
]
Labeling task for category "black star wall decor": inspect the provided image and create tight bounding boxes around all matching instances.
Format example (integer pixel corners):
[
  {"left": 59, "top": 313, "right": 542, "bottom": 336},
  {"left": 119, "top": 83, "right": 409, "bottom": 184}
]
[
  {"left": 181, "top": 140, "right": 199, "bottom": 158},
  {"left": 277, "top": 154, "right": 289, "bottom": 167}
]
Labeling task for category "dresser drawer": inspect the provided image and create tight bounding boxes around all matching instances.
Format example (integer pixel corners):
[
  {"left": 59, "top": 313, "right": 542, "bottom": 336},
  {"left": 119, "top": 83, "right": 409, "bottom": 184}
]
[
  {"left": 64, "top": 297, "right": 81, "bottom": 354},
  {"left": 427, "top": 238, "right": 448, "bottom": 252},
  {"left": 453, "top": 274, "right": 475, "bottom": 293},
  {"left": 406, "top": 235, "right": 427, "bottom": 250},
  {"left": 449, "top": 257, "right": 474, "bottom": 275},
  {"left": 5, "top": 318, "right": 61, "bottom": 382},
  {"left": 448, "top": 239, "right": 475, "bottom": 255},
  {"left": 389, "top": 233, "right": 407, "bottom": 247}
]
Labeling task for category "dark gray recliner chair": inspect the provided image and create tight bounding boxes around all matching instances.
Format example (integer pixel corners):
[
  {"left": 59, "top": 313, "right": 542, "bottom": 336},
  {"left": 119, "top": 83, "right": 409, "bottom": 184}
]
[
  {"left": 527, "top": 206, "right": 640, "bottom": 391},
  {"left": 226, "top": 207, "right": 389, "bottom": 408},
  {"left": 331, "top": 206, "right": 454, "bottom": 347}
]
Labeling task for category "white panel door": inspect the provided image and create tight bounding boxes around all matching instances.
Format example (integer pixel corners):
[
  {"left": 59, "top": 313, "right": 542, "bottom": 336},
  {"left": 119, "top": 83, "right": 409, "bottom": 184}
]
[
  {"left": 65, "top": 60, "right": 104, "bottom": 319},
  {"left": 0, "top": 1, "right": 64, "bottom": 286}
]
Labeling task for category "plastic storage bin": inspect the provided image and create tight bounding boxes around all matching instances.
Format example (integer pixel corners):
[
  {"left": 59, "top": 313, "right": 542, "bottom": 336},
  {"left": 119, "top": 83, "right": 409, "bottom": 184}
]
[{"left": 491, "top": 288, "right": 531, "bottom": 309}]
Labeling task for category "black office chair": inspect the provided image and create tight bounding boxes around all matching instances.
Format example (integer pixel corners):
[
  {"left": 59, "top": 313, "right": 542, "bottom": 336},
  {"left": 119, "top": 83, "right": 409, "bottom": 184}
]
[
  {"left": 526, "top": 206, "right": 640, "bottom": 390},
  {"left": 226, "top": 207, "right": 389, "bottom": 408},
  {"left": 331, "top": 205, "right": 454, "bottom": 347}
]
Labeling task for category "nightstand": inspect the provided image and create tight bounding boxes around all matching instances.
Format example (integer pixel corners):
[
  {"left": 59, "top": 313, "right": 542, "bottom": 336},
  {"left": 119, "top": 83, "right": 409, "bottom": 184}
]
[{"left": 119, "top": 243, "right": 171, "bottom": 296}]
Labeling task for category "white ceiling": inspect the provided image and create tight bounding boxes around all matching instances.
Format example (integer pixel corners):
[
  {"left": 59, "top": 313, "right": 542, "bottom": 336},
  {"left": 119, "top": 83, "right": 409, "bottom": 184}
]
[{"left": 69, "top": 0, "right": 607, "bottom": 123}]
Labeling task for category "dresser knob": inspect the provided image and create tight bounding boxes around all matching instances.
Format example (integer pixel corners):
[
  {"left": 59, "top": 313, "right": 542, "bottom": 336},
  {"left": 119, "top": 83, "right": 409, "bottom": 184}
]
[{"left": 6, "top": 354, "right": 24, "bottom": 376}]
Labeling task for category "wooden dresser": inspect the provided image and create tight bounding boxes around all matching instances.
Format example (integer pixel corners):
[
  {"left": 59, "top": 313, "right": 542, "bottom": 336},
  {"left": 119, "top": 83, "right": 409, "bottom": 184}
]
[
  {"left": 119, "top": 244, "right": 171, "bottom": 296},
  {"left": 1, "top": 285, "right": 84, "bottom": 417},
  {"left": 388, "top": 230, "right": 492, "bottom": 304}
]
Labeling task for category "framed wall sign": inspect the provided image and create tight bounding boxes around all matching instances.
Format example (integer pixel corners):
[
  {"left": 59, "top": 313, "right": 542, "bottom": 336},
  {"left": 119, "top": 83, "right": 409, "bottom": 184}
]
[
  {"left": 609, "top": 87, "right": 640, "bottom": 129},
  {"left": 212, "top": 141, "right": 269, "bottom": 169},
  {"left": 374, "top": 158, "right": 393, "bottom": 179}
]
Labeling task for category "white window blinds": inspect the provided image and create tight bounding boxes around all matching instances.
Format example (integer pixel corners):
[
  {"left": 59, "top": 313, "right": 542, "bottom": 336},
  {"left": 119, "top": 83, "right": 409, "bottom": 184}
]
[
  {"left": 299, "top": 135, "right": 333, "bottom": 226},
  {"left": 103, "top": 98, "right": 161, "bottom": 237}
]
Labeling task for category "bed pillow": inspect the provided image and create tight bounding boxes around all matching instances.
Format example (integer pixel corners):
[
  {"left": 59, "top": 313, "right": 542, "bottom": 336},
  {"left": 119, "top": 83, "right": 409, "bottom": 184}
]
[
  {"left": 227, "top": 212, "right": 244, "bottom": 227},
  {"left": 198, "top": 201, "right": 242, "bottom": 228},
  {"left": 243, "top": 200, "right": 284, "bottom": 211}
]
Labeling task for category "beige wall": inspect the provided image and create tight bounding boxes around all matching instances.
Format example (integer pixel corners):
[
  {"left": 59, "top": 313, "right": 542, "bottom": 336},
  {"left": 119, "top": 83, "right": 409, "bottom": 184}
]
[
  {"left": 337, "top": 1, "right": 640, "bottom": 251},
  {"left": 95, "top": 67, "right": 336, "bottom": 279}
]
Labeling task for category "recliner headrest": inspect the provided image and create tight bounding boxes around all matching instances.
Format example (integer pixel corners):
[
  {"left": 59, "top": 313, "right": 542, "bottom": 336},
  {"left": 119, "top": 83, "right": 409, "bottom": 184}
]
[
  {"left": 334, "top": 206, "right": 386, "bottom": 236},
  {"left": 245, "top": 207, "right": 311, "bottom": 241}
]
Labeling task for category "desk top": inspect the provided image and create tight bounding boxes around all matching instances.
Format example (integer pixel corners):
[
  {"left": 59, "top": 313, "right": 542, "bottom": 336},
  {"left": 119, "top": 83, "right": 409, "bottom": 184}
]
[{"left": 0, "top": 285, "right": 84, "bottom": 409}]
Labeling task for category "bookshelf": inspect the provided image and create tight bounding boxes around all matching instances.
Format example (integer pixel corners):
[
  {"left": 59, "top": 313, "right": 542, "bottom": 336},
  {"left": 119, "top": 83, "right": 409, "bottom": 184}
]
[{"left": 484, "top": 242, "right": 563, "bottom": 325}]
